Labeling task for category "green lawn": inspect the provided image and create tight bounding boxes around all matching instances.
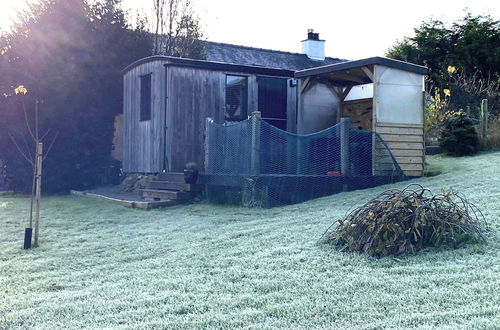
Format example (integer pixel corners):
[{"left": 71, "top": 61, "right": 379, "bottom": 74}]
[{"left": 1, "top": 152, "right": 499, "bottom": 329}]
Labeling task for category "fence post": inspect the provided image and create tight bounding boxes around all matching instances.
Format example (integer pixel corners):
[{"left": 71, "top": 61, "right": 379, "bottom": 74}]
[
  {"left": 340, "top": 117, "right": 351, "bottom": 178},
  {"left": 204, "top": 117, "right": 213, "bottom": 174},
  {"left": 480, "top": 99, "right": 488, "bottom": 142},
  {"left": 250, "top": 111, "right": 261, "bottom": 176}
]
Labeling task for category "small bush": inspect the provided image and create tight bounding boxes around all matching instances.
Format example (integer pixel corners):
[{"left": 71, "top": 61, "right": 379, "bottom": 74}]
[
  {"left": 321, "top": 184, "right": 491, "bottom": 257},
  {"left": 439, "top": 112, "right": 480, "bottom": 156}
]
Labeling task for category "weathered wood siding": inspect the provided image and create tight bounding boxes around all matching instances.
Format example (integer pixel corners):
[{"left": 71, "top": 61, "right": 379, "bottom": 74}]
[
  {"left": 375, "top": 122, "right": 424, "bottom": 177},
  {"left": 123, "top": 59, "right": 167, "bottom": 173},
  {"left": 112, "top": 114, "right": 124, "bottom": 161},
  {"left": 343, "top": 98, "right": 373, "bottom": 131},
  {"left": 124, "top": 59, "right": 295, "bottom": 174},
  {"left": 166, "top": 66, "right": 225, "bottom": 172}
]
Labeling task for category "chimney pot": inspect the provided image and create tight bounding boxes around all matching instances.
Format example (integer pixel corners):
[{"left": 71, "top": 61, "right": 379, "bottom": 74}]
[{"left": 301, "top": 29, "right": 325, "bottom": 61}]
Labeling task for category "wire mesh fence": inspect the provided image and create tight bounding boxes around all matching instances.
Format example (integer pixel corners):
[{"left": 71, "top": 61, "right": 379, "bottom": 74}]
[{"left": 204, "top": 115, "right": 406, "bottom": 207}]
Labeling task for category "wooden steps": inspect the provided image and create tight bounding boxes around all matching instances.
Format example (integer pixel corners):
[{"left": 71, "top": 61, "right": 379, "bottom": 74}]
[
  {"left": 141, "top": 188, "right": 190, "bottom": 201},
  {"left": 140, "top": 172, "right": 201, "bottom": 204},
  {"left": 149, "top": 180, "right": 201, "bottom": 192}
]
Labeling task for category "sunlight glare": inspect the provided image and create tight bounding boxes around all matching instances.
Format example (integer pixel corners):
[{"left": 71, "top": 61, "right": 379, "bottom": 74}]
[{"left": 0, "top": 0, "right": 28, "bottom": 32}]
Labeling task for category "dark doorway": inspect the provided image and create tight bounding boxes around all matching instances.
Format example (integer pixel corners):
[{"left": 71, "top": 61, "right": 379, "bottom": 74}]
[{"left": 257, "top": 76, "right": 287, "bottom": 130}]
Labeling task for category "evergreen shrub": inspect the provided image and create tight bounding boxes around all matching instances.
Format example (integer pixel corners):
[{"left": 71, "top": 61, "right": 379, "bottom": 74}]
[{"left": 439, "top": 112, "right": 480, "bottom": 156}]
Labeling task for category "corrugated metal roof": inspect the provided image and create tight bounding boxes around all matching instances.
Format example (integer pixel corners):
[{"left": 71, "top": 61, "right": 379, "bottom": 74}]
[{"left": 205, "top": 41, "right": 345, "bottom": 71}]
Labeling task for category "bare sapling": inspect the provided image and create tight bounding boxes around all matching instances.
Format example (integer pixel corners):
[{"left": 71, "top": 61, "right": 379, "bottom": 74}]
[{"left": 10, "top": 86, "right": 58, "bottom": 248}]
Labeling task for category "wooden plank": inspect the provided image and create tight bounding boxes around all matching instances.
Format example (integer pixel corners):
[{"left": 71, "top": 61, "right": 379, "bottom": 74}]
[
  {"left": 287, "top": 79, "right": 297, "bottom": 133},
  {"left": 388, "top": 149, "right": 424, "bottom": 157},
  {"left": 340, "top": 118, "right": 350, "bottom": 176},
  {"left": 376, "top": 122, "right": 423, "bottom": 129},
  {"left": 378, "top": 134, "right": 423, "bottom": 143},
  {"left": 375, "top": 162, "right": 423, "bottom": 171},
  {"left": 248, "top": 75, "right": 257, "bottom": 114},
  {"left": 396, "top": 156, "right": 424, "bottom": 164},
  {"left": 372, "top": 65, "right": 378, "bottom": 175},
  {"left": 386, "top": 141, "right": 424, "bottom": 150},
  {"left": 326, "top": 71, "right": 367, "bottom": 84},
  {"left": 341, "top": 85, "right": 353, "bottom": 100},
  {"left": 361, "top": 66, "right": 374, "bottom": 82},
  {"left": 379, "top": 156, "right": 423, "bottom": 164},
  {"left": 70, "top": 190, "right": 178, "bottom": 209},
  {"left": 300, "top": 77, "right": 312, "bottom": 94},
  {"left": 251, "top": 111, "right": 261, "bottom": 175},
  {"left": 375, "top": 126, "right": 423, "bottom": 135}
]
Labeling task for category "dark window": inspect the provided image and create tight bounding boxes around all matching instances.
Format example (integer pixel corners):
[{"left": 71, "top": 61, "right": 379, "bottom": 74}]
[
  {"left": 225, "top": 75, "right": 248, "bottom": 121},
  {"left": 257, "top": 76, "right": 287, "bottom": 130},
  {"left": 140, "top": 73, "right": 152, "bottom": 121}
]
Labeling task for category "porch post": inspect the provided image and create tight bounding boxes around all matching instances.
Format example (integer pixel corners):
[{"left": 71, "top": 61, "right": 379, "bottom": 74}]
[
  {"left": 204, "top": 117, "right": 213, "bottom": 174},
  {"left": 250, "top": 111, "right": 261, "bottom": 176},
  {"left": 340, "top": 117, "right": 351, "bottom": 177}
]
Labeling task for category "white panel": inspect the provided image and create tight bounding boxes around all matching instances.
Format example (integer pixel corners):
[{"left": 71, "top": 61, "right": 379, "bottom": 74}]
[
  {"left": 375, "top": 66, "right": 424, "bottom": 125},
  {"left": 298, "top": 82, "right": 339, "bottom": 134},
  {"left": 344, "top": 83, "right": 373, "bottom": 101}
]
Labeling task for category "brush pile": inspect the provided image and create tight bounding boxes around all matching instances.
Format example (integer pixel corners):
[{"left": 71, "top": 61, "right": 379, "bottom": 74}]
[{"left": 322, "top": 184, "right": 491, "bottom": 257}]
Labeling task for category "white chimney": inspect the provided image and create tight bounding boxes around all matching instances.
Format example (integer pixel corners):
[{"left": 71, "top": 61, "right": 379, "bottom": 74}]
[{"left": 301, "top": 29, "right": 325, "bottom": 61}]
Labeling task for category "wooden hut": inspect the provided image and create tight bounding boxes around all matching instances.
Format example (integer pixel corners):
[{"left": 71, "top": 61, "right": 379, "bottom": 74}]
[
  {"left": 121, "top": 56, "right": 299, "bottom": 173},
  {"left": 122, "top": 55, "right": 427, "bottom": 178},
  {"left": 121, "top": 32, "right": 428, "bottom": 205}
]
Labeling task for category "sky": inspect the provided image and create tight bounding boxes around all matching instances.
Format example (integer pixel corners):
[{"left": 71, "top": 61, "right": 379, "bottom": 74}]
[{"left": 1, "top": 0, "right": 499, "bottom": 60}]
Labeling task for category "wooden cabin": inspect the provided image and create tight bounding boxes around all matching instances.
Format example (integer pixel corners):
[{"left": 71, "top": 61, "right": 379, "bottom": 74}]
[
  {"left": 121, "top": 31, "right": 427, "bottom": 178},
  {"left": 122, "top": 56, "right": 298, "bottom": 173}
]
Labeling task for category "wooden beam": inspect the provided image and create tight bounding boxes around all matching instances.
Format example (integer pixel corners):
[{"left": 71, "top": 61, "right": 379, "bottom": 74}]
[
  {"left": 300, "top": 77, "right": 312, "bottom": 94},
  {"left": 340, "top": 118, "right": 350, "bottom": 177},
  {"left": 322, "top": 80, "right": 343, "bottom": 99},
  {"left": 326, "top": 71, "right": 367, "bottom": 84},
  {"left": 250, "top": 111, "right": 261, "bottom": 176},
  {"left": 341, "top": 85, "right": 353, "bottom": 100},
  {"left": 361, "top": 66, "right": 374, "bottom": 82},
  {"left": 331, "top": 86, "right": 343, "bottom": 99}
]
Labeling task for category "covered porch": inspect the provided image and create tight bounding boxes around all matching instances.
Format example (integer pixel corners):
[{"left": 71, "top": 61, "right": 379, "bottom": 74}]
[{"left": 294, "top": 57, "right": 428, "bottom": 177}]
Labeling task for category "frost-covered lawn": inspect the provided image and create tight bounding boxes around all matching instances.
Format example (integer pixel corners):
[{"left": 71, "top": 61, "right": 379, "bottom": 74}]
[{"left": 1, "top": 152, "right": 499, "bottom": 329}]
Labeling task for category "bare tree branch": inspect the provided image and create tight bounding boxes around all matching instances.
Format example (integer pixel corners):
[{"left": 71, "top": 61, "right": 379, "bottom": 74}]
[
  {"left": 20, "top": 133, "right": 34, "bottom": 165},
  {"left": 9, "top": 133, "right": 34, "bottom": 167},
  {"left": 21, "top": 98, "right": 36, "bottom": 143},
  {"left": 42, "top": 131, "right": 59, "bottom": 161},
  {"left": 39, "top": 128, "right": 51, "bottom": 142}
]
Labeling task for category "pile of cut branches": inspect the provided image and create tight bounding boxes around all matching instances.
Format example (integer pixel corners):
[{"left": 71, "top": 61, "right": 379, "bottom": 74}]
[{"left": 321, "top": 184, "right": 491, "bottom": 257}]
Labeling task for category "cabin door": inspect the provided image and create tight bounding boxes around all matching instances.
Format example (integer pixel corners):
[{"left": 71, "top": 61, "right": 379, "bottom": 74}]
[{"left": 257, "top": 76, "right": 288, "bottom": 130}]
